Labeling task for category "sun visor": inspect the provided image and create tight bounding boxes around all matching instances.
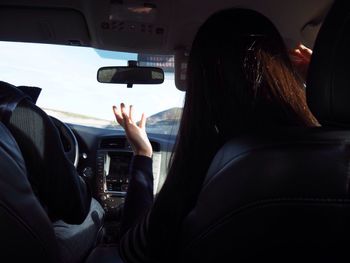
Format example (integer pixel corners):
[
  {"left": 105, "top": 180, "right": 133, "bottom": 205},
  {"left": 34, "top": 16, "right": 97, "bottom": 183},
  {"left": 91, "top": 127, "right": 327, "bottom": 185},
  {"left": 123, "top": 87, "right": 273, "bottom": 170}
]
[{"left": 0, "top": 7, "right": 90, "bottom": 46}]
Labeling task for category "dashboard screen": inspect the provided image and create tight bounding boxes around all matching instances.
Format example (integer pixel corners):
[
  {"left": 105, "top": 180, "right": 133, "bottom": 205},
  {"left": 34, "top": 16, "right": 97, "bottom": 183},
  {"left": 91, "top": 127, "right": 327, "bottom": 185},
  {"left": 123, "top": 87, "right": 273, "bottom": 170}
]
[
  {"left": 105, "top": 151, "right": 132, "bottom": 192},
  {"left": 109, "top": 156, "right": 129, "bottom": 177}
]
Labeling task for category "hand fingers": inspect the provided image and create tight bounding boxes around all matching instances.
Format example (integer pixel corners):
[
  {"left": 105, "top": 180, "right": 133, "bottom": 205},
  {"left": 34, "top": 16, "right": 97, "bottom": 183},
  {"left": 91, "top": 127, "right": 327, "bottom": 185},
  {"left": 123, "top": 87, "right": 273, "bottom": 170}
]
[
  {"left": 129, "top": 105, "right": 134, "bottom": 122},
  {"left": 297, "top": 49, "right": 311, "bottom": 62},
  {"left": 298, "top": 43, "right": 312, "bottom": 54},
  {"left": 294, "top": 44, "right": 312, "bottom": 61},
  {"left": 289, "top": 49, "right": 303, "bottom": 59},
  {"left": 290, "top": 49, "right": 309, "bottom": 64},
  {"left": 289, "top": 53, "right": 303, "bottom": 63},
  {"left": 112, "top": 106, "right": 124, "bottom": 127},
  {"left": 121, "top": 112, "right": 131, "bottom": 132},
  {"left": 139, "top": 113, "right": 146, "bottom": 129},
  {"left": 292, "top": 49, "right": 303, "bottom": 57},
  {"left": 120, "top": 103, "right": 131, "bottom": 124},
  {"left": 114, "top": 103, "right": 145, "bottom": 133},
  {"left": 120, "top": 103, "right": 126, "bottom": 116}
]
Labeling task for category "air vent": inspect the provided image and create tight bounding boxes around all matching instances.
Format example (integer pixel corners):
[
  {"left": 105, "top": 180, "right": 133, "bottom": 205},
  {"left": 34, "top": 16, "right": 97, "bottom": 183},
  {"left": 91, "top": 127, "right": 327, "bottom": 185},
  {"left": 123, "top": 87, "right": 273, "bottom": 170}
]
[
  {"left": 100, "top": 137, "right": 160, "bottom": 152},
  {"left": 100, "top": 137, "right": 128, "bottom": 149}
]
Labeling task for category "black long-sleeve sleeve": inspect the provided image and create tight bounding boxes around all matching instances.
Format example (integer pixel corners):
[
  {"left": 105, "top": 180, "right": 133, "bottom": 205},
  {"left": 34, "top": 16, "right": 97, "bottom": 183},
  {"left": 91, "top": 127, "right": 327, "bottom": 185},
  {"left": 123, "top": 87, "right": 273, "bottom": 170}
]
[
  {"left": 119, "top": 155, "right": 154, "bottom": 263},
  {"left": 120, "top": 155, "right": 153, "bottom": 235}
]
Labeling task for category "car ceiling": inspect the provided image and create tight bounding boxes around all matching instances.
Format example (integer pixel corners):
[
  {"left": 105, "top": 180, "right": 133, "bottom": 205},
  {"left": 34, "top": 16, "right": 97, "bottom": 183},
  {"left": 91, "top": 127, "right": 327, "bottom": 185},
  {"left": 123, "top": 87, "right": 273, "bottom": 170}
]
[{"left": 0, "top": 0, "right": 334, "bottom": 55}]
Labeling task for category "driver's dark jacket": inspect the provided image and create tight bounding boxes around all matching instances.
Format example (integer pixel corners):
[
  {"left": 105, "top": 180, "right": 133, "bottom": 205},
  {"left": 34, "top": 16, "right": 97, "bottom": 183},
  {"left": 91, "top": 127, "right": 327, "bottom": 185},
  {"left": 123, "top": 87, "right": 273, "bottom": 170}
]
[{"left": 0, "top": 81, "right": 91, "bottom": 224}]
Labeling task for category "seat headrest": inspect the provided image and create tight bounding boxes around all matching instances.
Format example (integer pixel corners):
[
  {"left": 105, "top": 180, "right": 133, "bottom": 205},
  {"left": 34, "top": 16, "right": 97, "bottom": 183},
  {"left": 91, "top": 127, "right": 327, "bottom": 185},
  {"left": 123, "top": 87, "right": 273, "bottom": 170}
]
[{"left": 307, "top": 0, "right": 350, "bottom": 126}]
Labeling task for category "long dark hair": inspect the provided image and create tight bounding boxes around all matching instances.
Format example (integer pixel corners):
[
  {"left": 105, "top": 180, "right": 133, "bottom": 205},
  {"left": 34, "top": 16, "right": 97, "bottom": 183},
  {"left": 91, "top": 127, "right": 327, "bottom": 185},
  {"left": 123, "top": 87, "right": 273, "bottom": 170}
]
[{"left": 147, "top": 8, "right": 319, "bottom": 261}]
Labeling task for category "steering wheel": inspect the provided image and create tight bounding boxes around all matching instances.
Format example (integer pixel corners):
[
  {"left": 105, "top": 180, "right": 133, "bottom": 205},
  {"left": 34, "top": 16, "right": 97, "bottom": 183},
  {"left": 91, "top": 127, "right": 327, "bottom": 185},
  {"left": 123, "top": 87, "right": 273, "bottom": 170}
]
[{"left": 50, "top": 116, "right": 79, "bottom": 168}]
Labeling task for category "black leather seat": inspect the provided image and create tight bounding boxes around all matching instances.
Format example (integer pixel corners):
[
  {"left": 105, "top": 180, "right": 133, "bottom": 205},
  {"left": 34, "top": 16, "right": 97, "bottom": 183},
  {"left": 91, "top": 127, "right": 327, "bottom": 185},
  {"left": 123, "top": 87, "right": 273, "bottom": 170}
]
[
  {"left": 0, "top": 122, "right": 61, "bottom": 262},
  {"left": 180, "top": 129, "right": 350, "bottom": 262},
  {"left": 179, "top": 0, "right": 350, "bottom": 261}
]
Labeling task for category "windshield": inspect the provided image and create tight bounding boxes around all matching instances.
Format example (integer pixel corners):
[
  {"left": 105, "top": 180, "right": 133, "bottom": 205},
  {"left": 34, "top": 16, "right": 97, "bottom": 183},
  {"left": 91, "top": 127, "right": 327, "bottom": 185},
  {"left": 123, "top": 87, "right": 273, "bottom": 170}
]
[{"left": 0, "top": 41, "right": 185, "bottom": 135}]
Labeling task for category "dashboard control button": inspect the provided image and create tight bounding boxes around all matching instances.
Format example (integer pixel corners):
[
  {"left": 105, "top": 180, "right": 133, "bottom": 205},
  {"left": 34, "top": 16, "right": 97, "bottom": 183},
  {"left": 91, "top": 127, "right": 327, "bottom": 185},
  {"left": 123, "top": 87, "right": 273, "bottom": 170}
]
[{"left": 82, "top": 167, "right": 93, "bottom": 178}]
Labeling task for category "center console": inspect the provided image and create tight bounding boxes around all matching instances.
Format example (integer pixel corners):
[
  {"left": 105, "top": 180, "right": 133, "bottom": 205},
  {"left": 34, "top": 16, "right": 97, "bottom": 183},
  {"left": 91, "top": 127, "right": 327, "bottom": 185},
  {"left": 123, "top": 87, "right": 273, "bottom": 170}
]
[
  {"left": 96, "top": 149, "right": 132, "bottom": 215},
  {"left": 96, "top": 137, "right": 162, "bottom": 217}
]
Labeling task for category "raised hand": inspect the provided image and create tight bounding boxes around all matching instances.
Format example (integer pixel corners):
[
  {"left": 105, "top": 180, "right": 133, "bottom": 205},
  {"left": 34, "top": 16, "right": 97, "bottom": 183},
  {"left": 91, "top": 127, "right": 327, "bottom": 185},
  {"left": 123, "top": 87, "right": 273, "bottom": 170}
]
[
  {"left": 113, "top": 103, "right": 153, "bottom": 157},
  {"left": 289, "top": 43, "right": 313, "bottom": 81}
]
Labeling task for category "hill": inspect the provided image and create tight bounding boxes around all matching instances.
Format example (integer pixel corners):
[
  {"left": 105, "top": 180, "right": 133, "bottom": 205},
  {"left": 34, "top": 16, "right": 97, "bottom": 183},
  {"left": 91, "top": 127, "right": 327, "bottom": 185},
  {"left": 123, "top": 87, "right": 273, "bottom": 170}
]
[
  {"left": 43, "top": 107, "right": 183, "bottom": 134},
  {"left": 146, "top": 107, "right": 182, "bottom": 134},
  {"left": 147, "top": 107, "right": 182, "bottom": 124}
]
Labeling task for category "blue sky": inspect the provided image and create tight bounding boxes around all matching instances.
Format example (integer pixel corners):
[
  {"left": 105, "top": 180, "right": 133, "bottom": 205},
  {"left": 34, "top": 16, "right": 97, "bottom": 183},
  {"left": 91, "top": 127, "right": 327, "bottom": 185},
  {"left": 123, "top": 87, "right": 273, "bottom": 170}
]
[{"left": 0, "top": 41, "right": 185, "bottom": 121}]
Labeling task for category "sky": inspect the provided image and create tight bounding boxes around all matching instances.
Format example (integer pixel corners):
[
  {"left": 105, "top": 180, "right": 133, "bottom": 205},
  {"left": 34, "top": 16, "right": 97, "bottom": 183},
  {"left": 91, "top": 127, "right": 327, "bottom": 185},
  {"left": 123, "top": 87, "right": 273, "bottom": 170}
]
[{"left": 0, "top": 41, "right": 185, "bottom": 121}]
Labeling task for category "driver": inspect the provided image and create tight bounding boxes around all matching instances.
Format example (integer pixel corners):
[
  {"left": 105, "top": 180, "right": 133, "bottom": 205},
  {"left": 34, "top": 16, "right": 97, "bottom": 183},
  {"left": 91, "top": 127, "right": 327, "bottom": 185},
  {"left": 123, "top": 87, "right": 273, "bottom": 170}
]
[{"left": 0, "top": 81, "right": 105, "bottom": 263}]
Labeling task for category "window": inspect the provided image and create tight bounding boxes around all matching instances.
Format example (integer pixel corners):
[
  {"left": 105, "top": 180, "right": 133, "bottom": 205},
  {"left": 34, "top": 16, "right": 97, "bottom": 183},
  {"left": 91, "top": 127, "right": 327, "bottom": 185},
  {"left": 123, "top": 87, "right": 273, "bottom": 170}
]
[{"left": 0, "top": 41, "right": 185, "bottom": 135}]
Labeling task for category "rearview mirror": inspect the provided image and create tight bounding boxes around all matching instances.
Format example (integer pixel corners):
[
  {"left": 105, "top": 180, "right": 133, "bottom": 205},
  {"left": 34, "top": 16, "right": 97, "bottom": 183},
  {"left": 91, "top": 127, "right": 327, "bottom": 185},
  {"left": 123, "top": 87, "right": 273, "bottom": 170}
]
[{"left": 97, "top": 65, "right": 164, "bottom": 87}]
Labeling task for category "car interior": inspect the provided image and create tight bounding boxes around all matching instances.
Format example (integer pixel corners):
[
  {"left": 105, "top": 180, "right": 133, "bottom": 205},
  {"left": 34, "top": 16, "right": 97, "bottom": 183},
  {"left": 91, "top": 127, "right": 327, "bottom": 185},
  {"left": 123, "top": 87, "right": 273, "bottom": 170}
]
[{"left": 1, "top": 0, "right": 350, "bottom": 262}]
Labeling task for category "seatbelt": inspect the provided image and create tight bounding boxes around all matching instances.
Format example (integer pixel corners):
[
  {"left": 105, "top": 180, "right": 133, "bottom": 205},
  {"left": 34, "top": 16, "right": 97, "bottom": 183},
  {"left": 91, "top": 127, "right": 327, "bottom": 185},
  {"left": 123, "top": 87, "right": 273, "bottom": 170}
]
[{"left": 0, "top": 81, "right": 31, "bottom": 125}]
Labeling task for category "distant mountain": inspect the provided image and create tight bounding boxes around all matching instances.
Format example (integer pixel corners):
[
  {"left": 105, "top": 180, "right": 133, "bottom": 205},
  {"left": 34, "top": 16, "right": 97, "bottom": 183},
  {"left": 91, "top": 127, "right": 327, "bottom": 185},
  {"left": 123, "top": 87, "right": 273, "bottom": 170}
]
[
  {"left": 146, "top": 107, "right": 182, "bottom": 135},
  {"left": 43, "top": 108, "right": 115, "bottom": 128},
  {"left": 44, "top": 107, "right": 183, "bottom": 134},
  {"left": 147, "top": 107, "right": 183, "bottom": 125}
]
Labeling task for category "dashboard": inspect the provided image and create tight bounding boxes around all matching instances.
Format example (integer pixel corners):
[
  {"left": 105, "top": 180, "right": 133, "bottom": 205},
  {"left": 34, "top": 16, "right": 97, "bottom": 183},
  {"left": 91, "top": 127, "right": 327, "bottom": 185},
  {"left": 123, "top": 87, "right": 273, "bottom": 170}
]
[{"left": 68, "top": 123, "right": 175, "bottom": 219}]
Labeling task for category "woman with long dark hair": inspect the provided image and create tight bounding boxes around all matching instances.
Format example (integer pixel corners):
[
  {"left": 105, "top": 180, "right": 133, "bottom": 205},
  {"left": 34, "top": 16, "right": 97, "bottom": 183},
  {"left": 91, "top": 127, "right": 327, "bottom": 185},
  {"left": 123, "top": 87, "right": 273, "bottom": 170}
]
[{"left": 113, "top": 8, "right": 319, "bottom": 262}]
